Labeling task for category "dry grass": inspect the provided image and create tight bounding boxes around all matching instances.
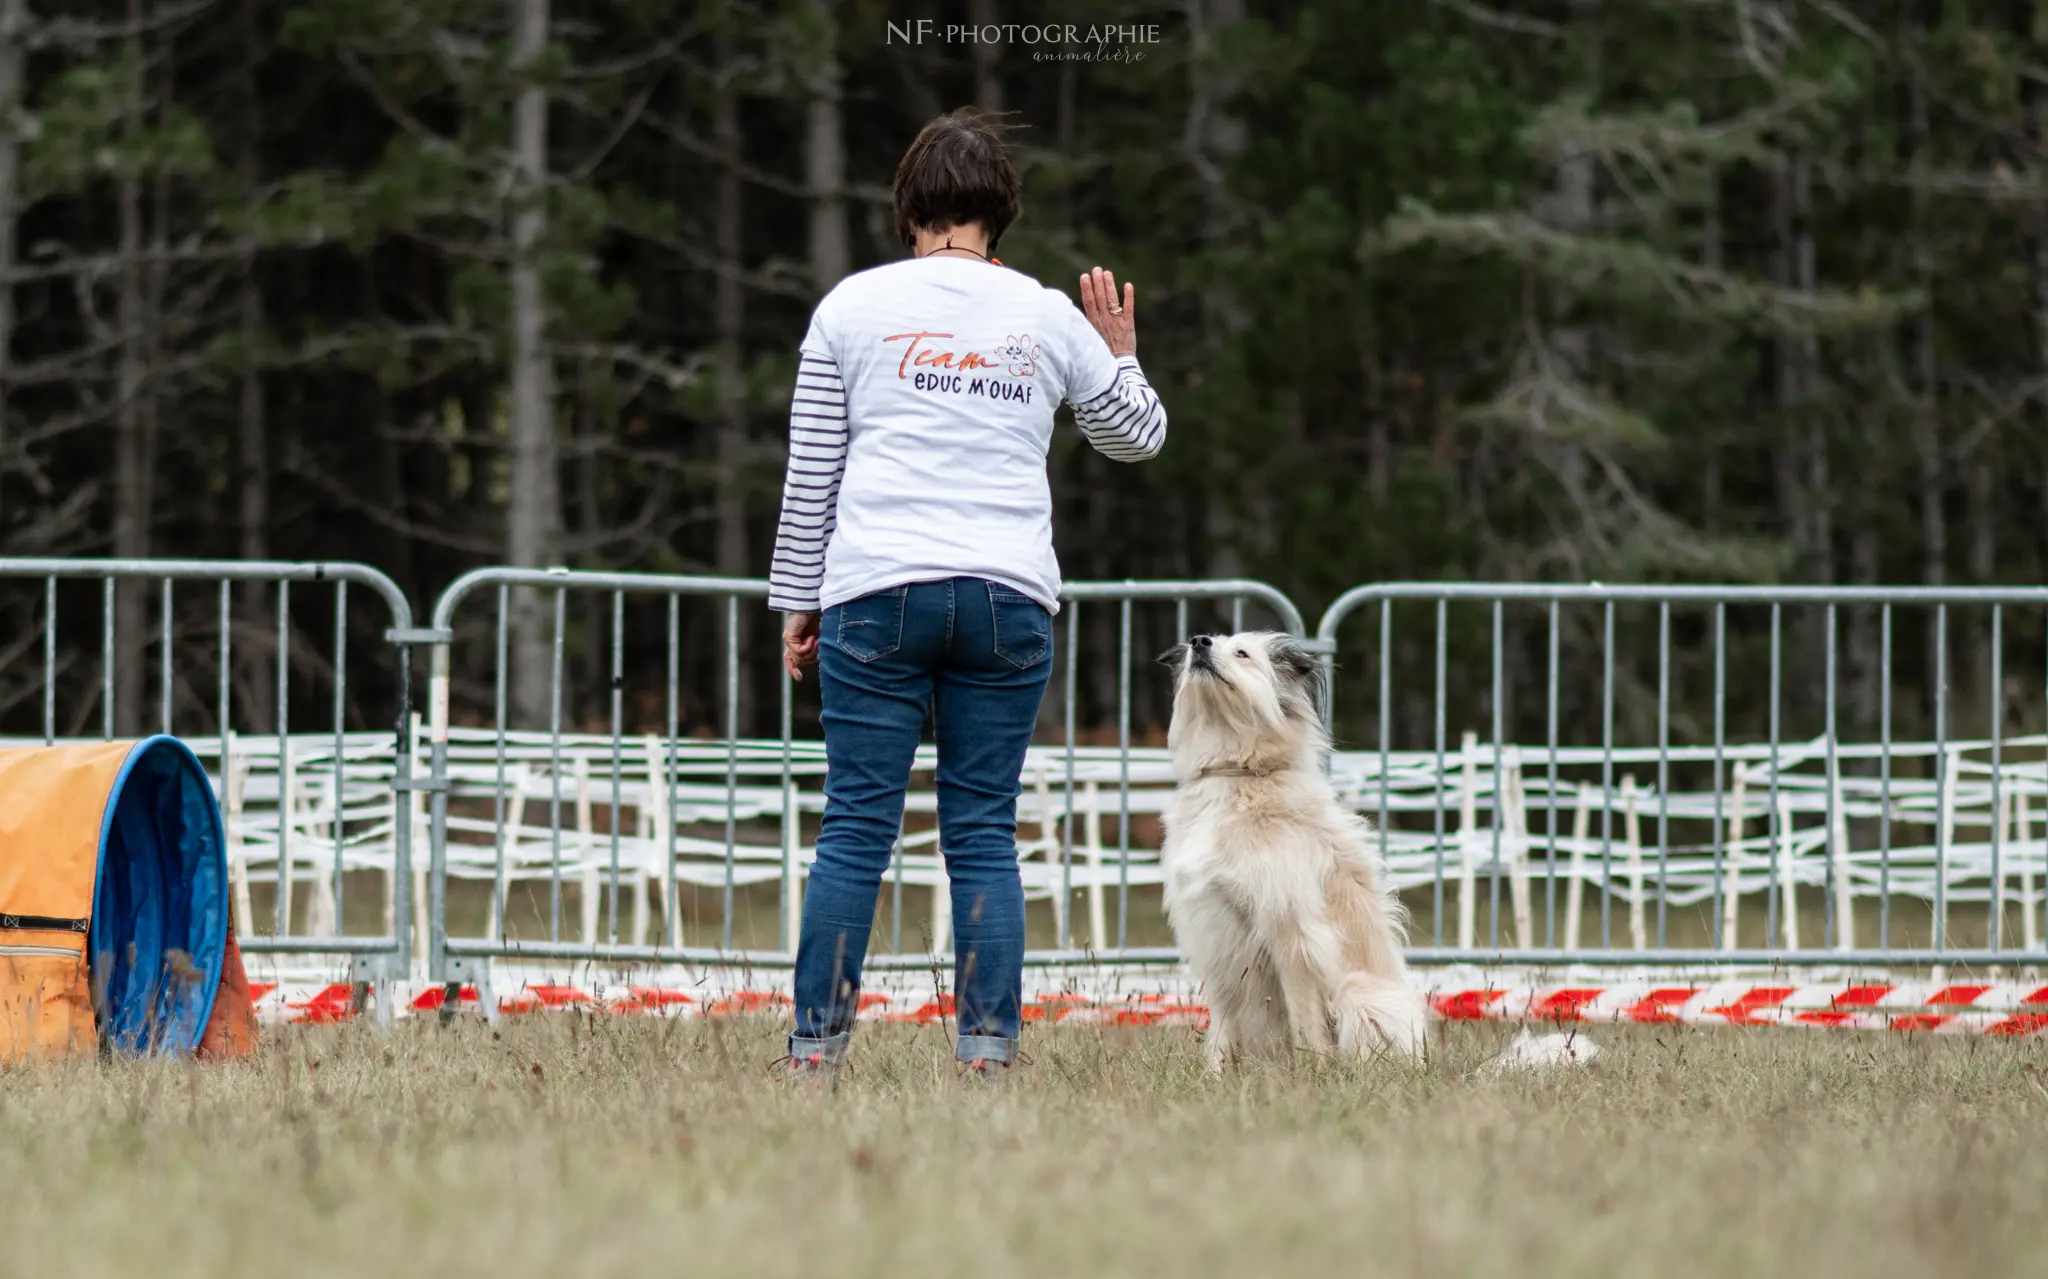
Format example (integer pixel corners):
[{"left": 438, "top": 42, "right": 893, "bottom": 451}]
[{"left": 2, "top": 1016, "right": 2044, "bottom": 1277}]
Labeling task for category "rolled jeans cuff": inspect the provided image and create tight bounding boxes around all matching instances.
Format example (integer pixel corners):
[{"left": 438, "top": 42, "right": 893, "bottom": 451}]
[
  {"left": 955, "top": 1034, "right": 1016, "bottom": 1065},
  {"left": 788, "top": 1031, "right": 850, "bottom": 1066}
]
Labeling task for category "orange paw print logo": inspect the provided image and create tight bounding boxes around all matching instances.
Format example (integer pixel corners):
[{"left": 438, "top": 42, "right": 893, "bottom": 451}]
[{"left": 992, "top": 335, "right": 1040, "bottom": 377}]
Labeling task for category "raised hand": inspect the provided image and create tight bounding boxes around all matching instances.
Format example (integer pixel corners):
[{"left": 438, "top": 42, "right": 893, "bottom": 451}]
[{"left": 1078, "top": 266, "right": 1136, "bottom": 358}]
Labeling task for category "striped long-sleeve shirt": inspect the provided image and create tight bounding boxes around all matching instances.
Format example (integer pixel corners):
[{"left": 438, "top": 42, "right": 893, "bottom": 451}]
[
  {"left": 767, "top": 256, "right": 1167, "bottom": 616},
  {"left": 765, "top": 353, "right": 850, "bottom": 611}
]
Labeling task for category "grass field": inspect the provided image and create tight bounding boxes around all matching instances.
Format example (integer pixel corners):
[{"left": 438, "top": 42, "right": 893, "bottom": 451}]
[{"left": 2, "top": 1017, "right": 2044, "bottom": 1278}]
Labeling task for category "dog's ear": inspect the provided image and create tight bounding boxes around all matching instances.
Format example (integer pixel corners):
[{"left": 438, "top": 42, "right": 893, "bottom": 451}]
[
  {"left": 1266, "top": 634, "right": 1328, "bottom": 710},
  {"left": 1266, "top": 634, "right": 1318, "bottom": 680},
  {"left": 1156, "top": 641, "right": 1189, "bottom": 669}
]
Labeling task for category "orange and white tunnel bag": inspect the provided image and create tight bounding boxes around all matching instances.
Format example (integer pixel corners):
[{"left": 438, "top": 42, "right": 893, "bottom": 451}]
[{"left": 0, "top": 737, "right": 255, "bottom": 1063}]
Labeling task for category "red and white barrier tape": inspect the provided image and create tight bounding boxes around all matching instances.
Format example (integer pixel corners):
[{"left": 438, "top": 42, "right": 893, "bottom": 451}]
[
  {"left": 1427, "top": 980, "right": 2048, "bottom": 1036},
  {"left": 244, "top": 977, "right": 2048, "bottom": 1037}
]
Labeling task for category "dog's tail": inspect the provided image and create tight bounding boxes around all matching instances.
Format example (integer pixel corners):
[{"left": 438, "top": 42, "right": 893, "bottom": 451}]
[{"left": 1333, "top": 973, "right": 1429, "bottom": 1060}]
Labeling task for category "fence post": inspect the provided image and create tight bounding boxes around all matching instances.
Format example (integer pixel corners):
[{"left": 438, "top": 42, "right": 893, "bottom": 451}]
[
  {"left": 423, "top": 632, "right": 454, "bottom": 986},
  {"left": 382, "top": 616, "right": 450, "bottom": 1009},
  {"left": 410, "top": 713, "right": 429, "bottom": 973}
]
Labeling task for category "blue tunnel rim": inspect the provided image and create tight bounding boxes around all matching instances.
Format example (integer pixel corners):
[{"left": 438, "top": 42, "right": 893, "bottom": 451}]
[{"left": 90, "top": 734, "right": 229, "bottom": 1056}]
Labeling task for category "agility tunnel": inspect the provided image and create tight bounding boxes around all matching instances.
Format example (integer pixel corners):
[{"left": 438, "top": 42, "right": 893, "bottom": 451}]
[{"left": 0, "top": 736, "right": 256, "bottom": 1062}]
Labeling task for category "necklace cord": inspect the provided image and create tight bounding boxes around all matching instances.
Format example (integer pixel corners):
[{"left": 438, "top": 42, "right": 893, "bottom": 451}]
[{"left": 925, "top": 236, "right": 992, "bottom": 262}]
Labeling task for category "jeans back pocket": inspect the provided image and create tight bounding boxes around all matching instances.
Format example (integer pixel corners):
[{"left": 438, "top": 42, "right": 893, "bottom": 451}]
[
  {"left": 833, "top": 586, "right": 909, "bottom": 662},
  {"left": 988, "top": 587, "right": 1051, "bottom": 670}
]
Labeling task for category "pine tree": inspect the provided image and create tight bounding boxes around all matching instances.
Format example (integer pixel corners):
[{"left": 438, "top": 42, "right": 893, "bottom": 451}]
[
  {"left": 20, "top": 0, "right": 224, "bottom": 731},
  {"left": 277, "top": 0, "right": 652, "bottom": 723}
]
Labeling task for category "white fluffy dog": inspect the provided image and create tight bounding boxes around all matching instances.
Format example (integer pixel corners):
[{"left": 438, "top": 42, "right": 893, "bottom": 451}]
[{"left": 1159, "top": 631, "right": 1428, "bottom": 1070}]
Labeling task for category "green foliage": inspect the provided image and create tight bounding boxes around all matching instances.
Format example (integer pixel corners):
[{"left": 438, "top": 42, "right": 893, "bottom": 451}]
[
  {"left": 278, "top": 0, "right": 652, "bottom": 347},
  {"left": 24, "top": 56, "right": 219, "bottom": 198}
]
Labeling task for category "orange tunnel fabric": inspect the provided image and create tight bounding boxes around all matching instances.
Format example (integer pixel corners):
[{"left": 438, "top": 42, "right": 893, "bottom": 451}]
[{"left": 0, "top": 738, "right": 254, "bottom": 1063}]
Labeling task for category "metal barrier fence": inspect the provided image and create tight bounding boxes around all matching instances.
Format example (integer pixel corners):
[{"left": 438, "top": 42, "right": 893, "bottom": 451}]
[
  {"left": 419, "top": 570, "right": 1303, "bottom": 984},
  {"left": 15, "top": 561, "right": 2048, "bottom": 997},
  {"left": 0, "top": 559, "right": 422, "bottom": 1017},
  {"left": 1315, "top": 584, "right": 2048, "bottom": 969}
]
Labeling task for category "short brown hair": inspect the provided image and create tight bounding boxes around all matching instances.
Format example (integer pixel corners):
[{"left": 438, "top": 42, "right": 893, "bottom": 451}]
[{"left": 892, "top": 108, "right": 1022, "bottom": 252}]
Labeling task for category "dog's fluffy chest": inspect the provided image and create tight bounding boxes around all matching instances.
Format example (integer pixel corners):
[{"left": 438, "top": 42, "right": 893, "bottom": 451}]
[{"left": 1160, "top": 779, "right": 1350, "bottom": 914}]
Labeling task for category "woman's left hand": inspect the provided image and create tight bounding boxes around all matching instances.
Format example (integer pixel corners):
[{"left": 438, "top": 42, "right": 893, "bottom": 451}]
[
  {"left": 1079, "top": 266, "right": 1137, "bottom": 357},
  {"left": 782, "top": 612, "right": 820, "bottom": 680}
]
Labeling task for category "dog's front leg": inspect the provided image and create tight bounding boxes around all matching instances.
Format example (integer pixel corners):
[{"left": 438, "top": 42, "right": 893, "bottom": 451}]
[
  {"left": 1272, "top": 938, "right": 1341, "bottom": 1059},
  {"left": 1201, "top": 1007, "right": 1236, "bottom": 1074},
  {"left": 1196, "top": 968, "right": 1265, "bottom": 1074},
  {"left": 1277, "top": 963, "right": 1334, "bottom": 1058}
]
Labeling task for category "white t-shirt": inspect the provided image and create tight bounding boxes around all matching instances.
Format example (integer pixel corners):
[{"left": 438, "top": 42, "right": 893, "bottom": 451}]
[{"left": 767, "top": 256, "right": 1167, "bottom": 615}]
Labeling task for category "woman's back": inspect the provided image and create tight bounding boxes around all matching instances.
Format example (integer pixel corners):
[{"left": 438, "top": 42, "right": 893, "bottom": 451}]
[{"left": 771, "top": 255, "right": 1165, "bottom": 617}]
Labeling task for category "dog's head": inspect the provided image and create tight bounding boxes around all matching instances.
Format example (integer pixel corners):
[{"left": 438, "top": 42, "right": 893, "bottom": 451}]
[{"left": 1159, "top": 631, "right": 1327, "bottom": 774}]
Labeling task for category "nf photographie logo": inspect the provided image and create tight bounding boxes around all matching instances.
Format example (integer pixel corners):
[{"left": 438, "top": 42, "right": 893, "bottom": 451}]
[{"left": 884, "top": 20, "right": 1164, "bottom": 64}]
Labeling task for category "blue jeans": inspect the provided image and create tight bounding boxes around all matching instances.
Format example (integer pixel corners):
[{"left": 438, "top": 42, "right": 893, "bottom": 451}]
[{"left": 790, "top": 577, "right": 1054, "bottom": 1065}]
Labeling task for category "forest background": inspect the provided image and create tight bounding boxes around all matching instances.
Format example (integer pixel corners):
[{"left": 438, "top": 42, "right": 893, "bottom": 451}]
[{"left": 0, "top": 0, "right": 2035, "bottom": 753}]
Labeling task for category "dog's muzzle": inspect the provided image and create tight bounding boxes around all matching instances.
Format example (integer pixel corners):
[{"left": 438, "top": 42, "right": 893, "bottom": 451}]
[{"left": 1187, "top": 635, "right": 1216, "bottom": 673}]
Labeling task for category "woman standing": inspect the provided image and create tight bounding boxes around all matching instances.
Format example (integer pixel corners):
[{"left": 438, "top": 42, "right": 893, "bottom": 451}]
[{"left": 767, "top": 107, "right": 1167, "bottom": 1079}]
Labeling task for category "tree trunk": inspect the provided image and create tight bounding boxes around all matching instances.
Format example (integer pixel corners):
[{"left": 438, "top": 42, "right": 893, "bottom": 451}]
[
  {"left": 2036, "top": 76, "right": 2048, "bottom": 668},
  {"left": 575, "top": 382, "right": 604, "bottom": 721},
  {"left": 1056, "top": 54, "right": 1076, "bottom": 228},
  {"left": 1700, "top": 124, "right": 1722, "bottom": 537},
  {"left": 112, "top": 0, "right": 153, "bottom": 737},
  {"left": 1847, "top": 501, "right": 1880, "bottom": 733},
  {"left": 0, "top": 0, "right": 22, "bottom": 537},
  {"left": 1970, "top": 453, "right": 1998, "bottom": 587},
  {"left": 374, "top": 381, "right": 416, "bottom": 610},
  {"left": 1782, "top": 148, "right": 1828, "bottom": 718},
  {"left": 1545, "top": 30, "right": 1598, "bottom": 573},
  {"left": 1772, "top": 148, "right": 1824, "bottom": 581},
  {"left": 1364, "top": 343, "right": 1389, "bottom": 504},
  {"left": 1836, "top": 24, "right": 1879, "bottom": 731},
  {"left": 139, "top": 24, "right": 179, "bottom": 732},
  {"left": 1550, "top": 151, "right": 1595, "bottom": 385},
  {"left": 713, "top": 27, "right": 752, "bottom": 728},
  {"left": 237, "top": 0, "right": 270, "bottom": 732},
  {"left": 968, "top": 0, "right": 1002, "bottom": 114},
  {"left": 2038, "top": 192, "right": 2048, "bottom": 587},
  {"left": 506, "top": 0, "right": 563, "bottom": 728},
  {"left": 804, "top": 2, "right": 848, "bottom": 295},
  {"left": 1035, "top": 54, "right": 1080, "bottom": 743},
  {"left": 799, "top": 0, "right": 845, "bottom": 725},
  {"left": 1908, "top": 70, "right": 1945, "bottom": 731},
  {"left": 1188, "top": 0, "right": 1249, "bottom": 579},
  {"left": 1795, "top": 155, "right": 1827, "bottom": 580},
  {"left": 1966, "top": 435, "right": 1996, "bottom": 727}
]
